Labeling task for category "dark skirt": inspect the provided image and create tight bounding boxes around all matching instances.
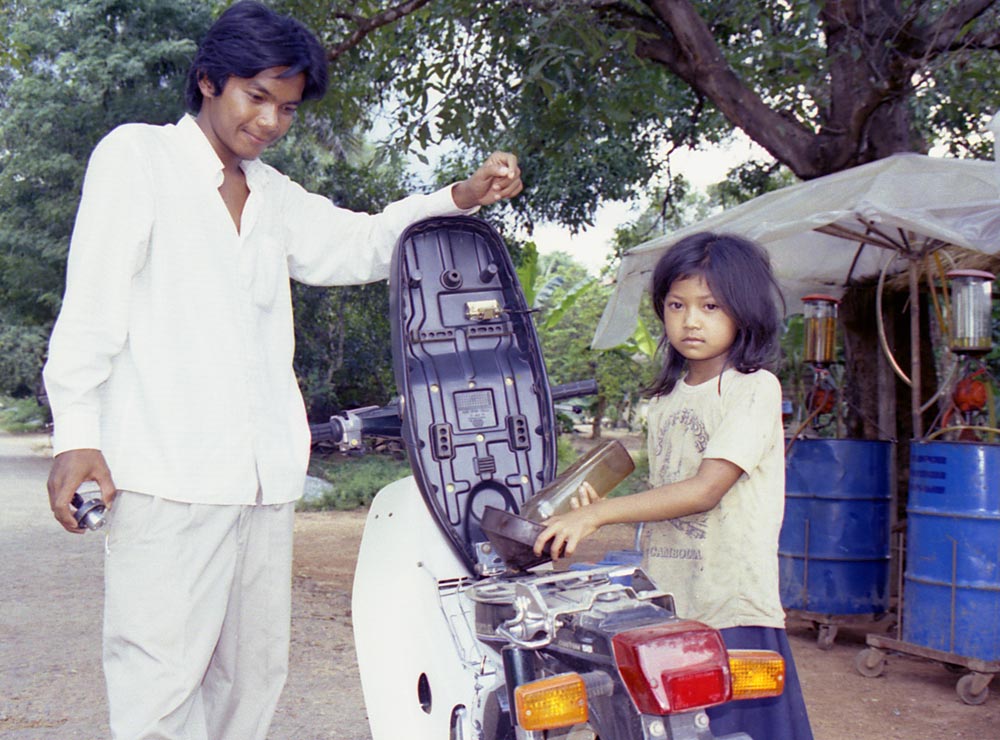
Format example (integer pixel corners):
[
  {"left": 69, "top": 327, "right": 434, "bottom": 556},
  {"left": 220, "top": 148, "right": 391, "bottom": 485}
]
[{"left": 706, "top": 626, "right": 814, "bottom": 740}]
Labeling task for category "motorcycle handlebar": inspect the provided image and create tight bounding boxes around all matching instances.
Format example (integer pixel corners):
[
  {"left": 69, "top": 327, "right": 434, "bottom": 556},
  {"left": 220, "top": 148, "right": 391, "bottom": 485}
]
[
  {"left": 550, "top": 379, "right": 599, "bottom": 401},
  {"left": 309, "top": 417, "right": 346, "bottom": 444},
  {"left": 310, "top": 380, "right": 598, "bottom": 446},
  {"left": 309, "top": 403, "right": 402, "bottom": 445}
]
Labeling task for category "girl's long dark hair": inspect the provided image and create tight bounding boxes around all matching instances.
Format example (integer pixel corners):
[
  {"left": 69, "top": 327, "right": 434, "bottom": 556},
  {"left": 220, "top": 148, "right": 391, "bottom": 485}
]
[{"left": 645, "top": 232, "right": 785, "bottom": 397}]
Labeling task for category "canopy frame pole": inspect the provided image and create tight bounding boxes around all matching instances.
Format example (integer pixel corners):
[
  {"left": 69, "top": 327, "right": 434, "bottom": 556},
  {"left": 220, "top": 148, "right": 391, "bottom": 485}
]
[{"left": 908, "top": 255, "right": 923, "bottom": 439}]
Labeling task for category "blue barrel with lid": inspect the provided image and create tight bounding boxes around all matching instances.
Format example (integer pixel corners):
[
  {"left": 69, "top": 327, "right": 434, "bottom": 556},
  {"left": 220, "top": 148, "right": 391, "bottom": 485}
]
[
  {"left": 779, "top": 439, "right": 892, "bottom": 615},
  {"left": 904, "top": 440, "right": 1000, "bottom": 661}
]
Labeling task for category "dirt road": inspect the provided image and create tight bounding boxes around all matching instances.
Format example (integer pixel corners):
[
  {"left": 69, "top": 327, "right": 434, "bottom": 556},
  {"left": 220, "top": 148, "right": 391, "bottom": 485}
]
[
  {"left": 0, "top": 432, "right": 367, "bottom": 740},
  {"left": 2, "top": 431, "right": 997, "bottom": 739}
]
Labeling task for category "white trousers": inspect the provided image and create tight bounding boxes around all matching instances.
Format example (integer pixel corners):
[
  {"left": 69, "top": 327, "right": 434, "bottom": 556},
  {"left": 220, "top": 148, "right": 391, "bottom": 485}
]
[{"left": 103, "top": 492, "right": 295, "bottom": 740}]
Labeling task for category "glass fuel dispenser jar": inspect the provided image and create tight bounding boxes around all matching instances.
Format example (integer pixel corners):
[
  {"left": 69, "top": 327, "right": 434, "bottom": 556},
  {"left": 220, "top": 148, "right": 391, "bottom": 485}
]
[
  {"left": 802, "top": 294, "right": 840, "bottom": 366},
  {"left": 947, "top": 270, "right": 995, "bottom": 355}
]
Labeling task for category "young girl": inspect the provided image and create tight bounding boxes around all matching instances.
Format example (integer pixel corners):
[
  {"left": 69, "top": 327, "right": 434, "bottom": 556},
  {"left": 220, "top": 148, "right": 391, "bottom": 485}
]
[{"left": 534, "top": 232, "right": 813, "bottom": 739}]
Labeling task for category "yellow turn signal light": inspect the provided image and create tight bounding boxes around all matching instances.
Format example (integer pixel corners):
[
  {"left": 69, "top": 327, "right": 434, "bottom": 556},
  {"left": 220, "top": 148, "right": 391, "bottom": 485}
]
[
  {"left": 514, "top": 672, "right": 588, "bottom": 731},
  {"left": 728, "top": 649, "right": 785, "bottom": 700}
]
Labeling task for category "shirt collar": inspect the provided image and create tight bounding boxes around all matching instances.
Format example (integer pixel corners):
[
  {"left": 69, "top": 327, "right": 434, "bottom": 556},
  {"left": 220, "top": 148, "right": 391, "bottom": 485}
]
[
  {"left": 240, "top": 155, "right": 269, "bottom": 191},
  {"left": 174, "top": 115, "right": 269, "bottom": 191},
  {"left": 176, "top": 115, "right": 225, "bottom": 188}
]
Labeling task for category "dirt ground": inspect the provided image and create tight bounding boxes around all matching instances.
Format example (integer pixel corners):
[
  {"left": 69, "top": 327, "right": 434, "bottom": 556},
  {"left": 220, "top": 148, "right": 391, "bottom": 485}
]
[
  {"left": 293, "top": 511, "right": 1000, "bottom": 740},
  {"left": 2, "top": 430, "right": 998, "bottom": 739}
]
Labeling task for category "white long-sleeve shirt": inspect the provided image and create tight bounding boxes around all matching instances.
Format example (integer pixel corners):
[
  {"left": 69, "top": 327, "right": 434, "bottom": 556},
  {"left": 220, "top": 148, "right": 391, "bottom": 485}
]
[{"left": 43, "top": 115, "right": 474, "bottom": 505}]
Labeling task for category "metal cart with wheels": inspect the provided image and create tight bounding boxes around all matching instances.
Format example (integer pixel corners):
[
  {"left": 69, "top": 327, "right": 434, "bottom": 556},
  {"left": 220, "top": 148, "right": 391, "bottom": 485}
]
[
  {"left": 792, "top": 608, "right": 895, "bottom": 651},
  {"left": 854, "top": 472, "right": 1000, "bottom": 706},
  {"left": 856, "top": 635, "right": 999, "bottom": 705}
]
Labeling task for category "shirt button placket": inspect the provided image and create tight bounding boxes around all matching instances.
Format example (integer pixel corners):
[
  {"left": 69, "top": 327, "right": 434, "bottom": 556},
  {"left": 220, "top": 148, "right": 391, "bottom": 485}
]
[{"left": 237, "top": 230, "right": 265, "bottom": 501}]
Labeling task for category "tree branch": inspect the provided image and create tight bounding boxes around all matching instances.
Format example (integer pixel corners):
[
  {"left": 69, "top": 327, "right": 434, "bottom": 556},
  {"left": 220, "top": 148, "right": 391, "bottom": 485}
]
[
  {"left": 955, "top": 28, "right": 1000, "bottom": 48},
  {"left": 635, "top": 0, "right": 822, "bottom": 177},
  {"left": 928, "top": 0, "right": 995, "bottom": 39},
  {"left": 328, "top": 0, "right": 435, "bottom": 60},
  {"left": 909, "top": 0, "right": 1000, "bottom": 55}
]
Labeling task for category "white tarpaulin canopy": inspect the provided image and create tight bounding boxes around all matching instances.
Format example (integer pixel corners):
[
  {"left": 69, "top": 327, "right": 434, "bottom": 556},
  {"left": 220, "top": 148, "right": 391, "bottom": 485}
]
[{"left": 593, "top": 152, "right": 1000, "bottom": 350}]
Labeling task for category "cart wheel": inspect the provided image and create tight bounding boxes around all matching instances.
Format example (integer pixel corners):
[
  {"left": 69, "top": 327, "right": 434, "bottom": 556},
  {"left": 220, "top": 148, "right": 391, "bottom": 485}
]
[
  {"left": 956, "top": 673, "right": 990, "bottom": 706},
  {"left": 854, "top": 648, "right": 886, "bottom": 678},
  {"left": 816, "top": 624, "right": 838, "bottom": 650}
]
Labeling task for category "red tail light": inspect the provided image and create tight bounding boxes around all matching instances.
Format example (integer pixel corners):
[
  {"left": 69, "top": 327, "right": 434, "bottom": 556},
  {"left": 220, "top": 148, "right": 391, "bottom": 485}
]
[{"left": 611, "top": 620, "right": 732, "bottom": 714}]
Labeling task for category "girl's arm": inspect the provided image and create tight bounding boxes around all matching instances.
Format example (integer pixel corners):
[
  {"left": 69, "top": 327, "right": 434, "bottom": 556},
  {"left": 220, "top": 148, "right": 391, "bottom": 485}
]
[{"left": 532, "top": 457, "right": 743, "bottom": 559}]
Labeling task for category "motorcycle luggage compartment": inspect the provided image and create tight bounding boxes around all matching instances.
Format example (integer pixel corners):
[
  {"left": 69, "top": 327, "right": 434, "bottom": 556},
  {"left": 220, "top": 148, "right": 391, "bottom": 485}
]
[
  {"left": 390, "top": 217, "right": 557, "bottom": 573},
  {"left": 479, "top": 505, "right": 552, "bottom": 571}
]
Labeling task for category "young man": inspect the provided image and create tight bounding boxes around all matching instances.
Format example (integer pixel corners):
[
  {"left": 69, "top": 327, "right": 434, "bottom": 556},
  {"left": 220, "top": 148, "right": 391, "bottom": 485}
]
[{"left": 42, "top": 3, "right": 522, "bottom": 738}]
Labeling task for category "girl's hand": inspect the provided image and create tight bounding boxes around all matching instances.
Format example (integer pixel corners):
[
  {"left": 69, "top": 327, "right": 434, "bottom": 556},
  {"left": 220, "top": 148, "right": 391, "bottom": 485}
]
[
  {"left": 532, "top": 501, "right": 602, "bottom": 560},
  {"left": 570, "top": 481, "right": 601, "bottom": 509}
]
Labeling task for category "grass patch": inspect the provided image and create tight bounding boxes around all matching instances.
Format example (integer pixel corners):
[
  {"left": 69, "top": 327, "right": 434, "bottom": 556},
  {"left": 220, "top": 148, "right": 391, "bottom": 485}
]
[
  {"left": 0, "top": 395, "right": 50, "bottom": 433},
  {"left": 302, "top": 434, "right": 650, "bottom": 512},
  {"left": 302, "top": 451, "right": 411, "bottom": 511},
  {"left": 556, "top": 434, "right": 578, "bottom": 471}
]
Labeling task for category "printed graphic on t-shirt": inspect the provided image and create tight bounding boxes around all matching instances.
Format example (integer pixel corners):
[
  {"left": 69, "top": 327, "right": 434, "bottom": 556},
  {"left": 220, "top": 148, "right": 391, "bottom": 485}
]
[
  {"left": 650, "top": 406, "right": 710, "bottom": 541},
  {"left": 646, "top": 544, "right": 703, "bottom": 560},
  {"left": 643, "top": 369, "right": 787, "bottom": 629}
]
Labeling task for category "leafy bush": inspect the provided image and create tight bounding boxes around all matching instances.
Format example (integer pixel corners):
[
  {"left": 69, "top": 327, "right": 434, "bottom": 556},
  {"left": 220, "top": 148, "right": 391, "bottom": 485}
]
[
  {"left": 0, "top": 325, "right": 48, "bottom": 398},
  {"left": 0, "top": 394, "right": 51, "bottom": 432},
  {"left": 555, "top": 434, "right": 578, "bottom": 471},
  {"left": 302, "top": 452, "right": 411, "bottom": 510}
]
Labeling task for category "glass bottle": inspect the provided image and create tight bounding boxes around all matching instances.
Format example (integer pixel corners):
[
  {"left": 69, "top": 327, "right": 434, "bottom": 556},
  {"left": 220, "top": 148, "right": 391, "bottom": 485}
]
[{"left": 519, "top": 439, "right": 635, "bottom": 522}]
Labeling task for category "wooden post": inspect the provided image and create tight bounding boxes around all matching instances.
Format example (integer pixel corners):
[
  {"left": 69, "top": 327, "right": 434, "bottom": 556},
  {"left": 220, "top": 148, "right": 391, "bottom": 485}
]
[{"left": 877, "top": 312, "right": 897, "bottom": 528}]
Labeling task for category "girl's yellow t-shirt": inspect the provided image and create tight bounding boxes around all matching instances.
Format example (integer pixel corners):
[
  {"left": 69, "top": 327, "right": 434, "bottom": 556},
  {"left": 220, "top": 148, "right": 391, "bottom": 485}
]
[{"left": 642, "top": 367, "right": 787, "bottom": 630}]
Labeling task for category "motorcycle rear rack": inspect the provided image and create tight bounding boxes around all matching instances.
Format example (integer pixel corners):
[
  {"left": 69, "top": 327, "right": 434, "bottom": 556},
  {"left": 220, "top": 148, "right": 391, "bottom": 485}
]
[{"left": 467, "top": 565, "right": 675, "bottom": 648}]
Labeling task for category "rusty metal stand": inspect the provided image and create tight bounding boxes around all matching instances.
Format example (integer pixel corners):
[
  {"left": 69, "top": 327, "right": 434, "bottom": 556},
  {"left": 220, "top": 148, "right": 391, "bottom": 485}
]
[{"left": 782, "top": 496, "right": 895, "bottom": 651}]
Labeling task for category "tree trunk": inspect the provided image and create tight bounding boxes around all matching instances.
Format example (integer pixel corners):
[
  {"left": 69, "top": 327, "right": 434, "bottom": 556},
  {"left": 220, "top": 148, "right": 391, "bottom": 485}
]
[
  {"left": 841, "top": 281, "right": 938, "bottom": 524},
  {"left": 632, "top": 0, "right": 928, "bottom": 178},
  {"left": 841, "top": 283, "right": 937, "bottom": 438},
  {"left": 590, "top": 394, "right": 606, "bottom": 439},
  {"left": 840, "top": 286, "right": 883, "bottom": 440}
]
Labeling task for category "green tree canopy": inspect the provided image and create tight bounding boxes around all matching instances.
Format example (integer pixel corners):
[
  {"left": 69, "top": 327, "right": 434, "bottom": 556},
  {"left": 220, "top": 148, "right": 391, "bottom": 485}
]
[
  {"left": 0, "top": 0, "right": 420, "bottom": 412},
  {"left": 0, "top": 0, "right": 215, "bottom": 397},
  {"left": 295, "top": 0, "right": 1000, "bottom": 232},
  {"left": 529, "top": 251, "right": 654, "bottom": 431},
  {"left": 0, "top": 0, "right": 212, "bottom": 325}
]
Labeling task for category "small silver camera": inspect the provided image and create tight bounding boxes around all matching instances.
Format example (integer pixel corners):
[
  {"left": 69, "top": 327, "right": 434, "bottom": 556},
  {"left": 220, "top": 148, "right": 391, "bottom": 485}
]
[{"left": 72, "top": 491, "right": 107, "bottom": 531}]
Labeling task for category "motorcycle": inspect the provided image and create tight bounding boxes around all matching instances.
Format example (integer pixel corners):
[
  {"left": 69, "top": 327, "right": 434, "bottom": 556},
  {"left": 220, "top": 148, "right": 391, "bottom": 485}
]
[{"left": 311, "top": 216, "right": 784, "bottom": 740}]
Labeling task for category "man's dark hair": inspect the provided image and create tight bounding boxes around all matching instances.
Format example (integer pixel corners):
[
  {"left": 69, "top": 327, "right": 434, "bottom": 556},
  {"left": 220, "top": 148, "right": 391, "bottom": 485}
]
[{"left": 185, "top": 1, "right": 328, "bottom": 113}]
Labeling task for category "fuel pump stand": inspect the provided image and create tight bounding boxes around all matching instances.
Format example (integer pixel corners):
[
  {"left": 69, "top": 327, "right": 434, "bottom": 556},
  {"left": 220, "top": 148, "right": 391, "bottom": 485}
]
[
  {"left": 781, "top": 296, "right": 893, "bottom": 649},
  {"left": 856, "top": 269, "right": 1000, "bottom": 706}
]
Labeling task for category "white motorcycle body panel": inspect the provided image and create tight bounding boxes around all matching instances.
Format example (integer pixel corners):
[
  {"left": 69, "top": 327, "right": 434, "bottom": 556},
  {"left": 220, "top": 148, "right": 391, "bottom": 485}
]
[
  {"left": 352, "top": 476, "right": 502, "bottom": 740},
  {"left": 341, "top": 218, "right": 745, "bottom": 740}
]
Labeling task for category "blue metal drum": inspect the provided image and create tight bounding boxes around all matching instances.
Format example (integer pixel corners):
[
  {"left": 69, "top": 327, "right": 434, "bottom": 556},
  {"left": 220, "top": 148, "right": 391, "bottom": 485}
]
[
  {"left": 905, "top": 440, "right": 1000, "bottom": 661},
  {"left": 780, "top": 439, "right": 892, "bottom": 615}
]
